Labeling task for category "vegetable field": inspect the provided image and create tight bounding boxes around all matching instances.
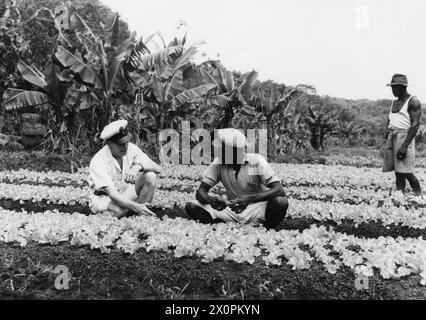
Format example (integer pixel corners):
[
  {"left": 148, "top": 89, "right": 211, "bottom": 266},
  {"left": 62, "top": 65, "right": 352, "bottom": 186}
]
[{"left": 1, "top": 162, "right": 426, "bottom": 299}]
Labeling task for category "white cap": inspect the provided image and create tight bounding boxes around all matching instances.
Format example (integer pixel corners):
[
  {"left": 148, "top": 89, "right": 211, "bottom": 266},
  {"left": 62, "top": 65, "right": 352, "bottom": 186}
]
[
  {"left": 213, "top": 128, "right": 247, "bottom": 148},
  {"left": 100, "top": 119, "right": 131, "bottom": 142}
]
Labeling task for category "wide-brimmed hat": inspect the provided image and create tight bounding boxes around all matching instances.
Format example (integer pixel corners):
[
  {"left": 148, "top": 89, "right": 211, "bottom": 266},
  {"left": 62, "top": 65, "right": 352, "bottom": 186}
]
[
  {"left": 100, "top": 119, "right": 132, "bottom": 143},
  {"left": 212, "top": 128, "right": 249, "bottom": 148},
  {"left": 387, "top": 74, "right": 408, "bottom": 87}
]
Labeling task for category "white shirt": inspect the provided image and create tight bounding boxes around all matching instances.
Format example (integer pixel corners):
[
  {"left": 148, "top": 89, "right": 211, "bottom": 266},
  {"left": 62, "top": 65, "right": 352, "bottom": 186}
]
[
  {"left": 202, "top": 153, "right": 281, "bottom": 200},
  {"left": 88, "top": 143, "right": 154, "bottom": 194},
  {"left": 388, "top": 96, "right": 413, "bottom": 130}
]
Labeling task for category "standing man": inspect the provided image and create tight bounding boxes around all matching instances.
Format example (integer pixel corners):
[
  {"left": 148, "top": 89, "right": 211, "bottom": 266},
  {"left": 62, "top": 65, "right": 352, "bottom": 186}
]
[
  {"left": 185, "top": 128, "right": 289, "bottom": 230},
  {"left": 89, "top": 119, "right": 162, "bottom": 218},
  {"left": 383, "top": 74, "right": 422, "bottom": 198}
]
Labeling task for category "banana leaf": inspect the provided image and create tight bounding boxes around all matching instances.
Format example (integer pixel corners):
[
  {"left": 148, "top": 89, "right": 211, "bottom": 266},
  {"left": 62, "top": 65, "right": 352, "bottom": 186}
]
[
  {"left": 212, "top": 66, "right": 224, "bottom": 87},
  {"left": 44, "top": 60, "right": 68, "bottom": 106},
  {"left": 69, "top": 12, "right": 98, "bottom": 42},
  {"left": 172, "top": 83, "right": 215, "bottom": 109},
  {"left": 241, "top": 105, "right": 257, "bottom": 116},
  {"left": 165, "top": 69, "right": 184, "bottom": 101},
  {"left": 200, "top": 65, "right": 217, "bottom": 85},
  {"left": 17, "top": 61, "right": 47, "bottom": 89},
  {"left": 172, "top": 42, "right": 201, "bottom": 72},
  {"left": 266, "top": 83, "right": 278, "bottom": 114},
  {"left": 3, "top": 89, "right": 50, "bottom": 110},
  {"left": 76, "top": 32, "right": 103, "bottom": 58},
  {"left": 224, "top": 70, "right": 234, "bottom": 92},
  {"left": 212, "top": 95, "right": 229, "bottom": 110},
  {"left": 151, "top": 77, "right": 165, "bottom": 103},
  {"left": 106, "top": 40, "right": 131, "bottom": 92},
  {"left": 238, "top": 70, "right": 258, "bottom": 102},
  {"left": 137, "top": 46, "right": 181, "bottom": 71},
  {"left": 55, "top": 46, "right": 102, "bottom": 89},
  {"left": 105, "top": 13, "right": 120, "bottom": 48}
]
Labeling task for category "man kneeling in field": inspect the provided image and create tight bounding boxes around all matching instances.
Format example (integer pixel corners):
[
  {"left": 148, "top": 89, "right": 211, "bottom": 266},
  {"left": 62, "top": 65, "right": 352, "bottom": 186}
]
[
  {"left": 185, "top": 129, "right": 288, "bottom": 230},
  {"left": 88, "top": 120, "right": 161, "bottom": 218}
]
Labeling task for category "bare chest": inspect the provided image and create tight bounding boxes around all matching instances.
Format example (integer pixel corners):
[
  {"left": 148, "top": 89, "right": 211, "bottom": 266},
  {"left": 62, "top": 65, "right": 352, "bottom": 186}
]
[{"left": 391, "top": 99, "right": 408, "bottom": 113}]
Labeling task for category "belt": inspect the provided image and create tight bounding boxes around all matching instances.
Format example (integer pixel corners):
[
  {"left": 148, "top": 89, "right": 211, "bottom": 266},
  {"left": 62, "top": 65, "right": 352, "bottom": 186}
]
[
  {"left": 387, "top": 128, "right": 408, "bottom": 137},
  {"left": 94, "top": 190, "right": 108, "bottom": 196}
]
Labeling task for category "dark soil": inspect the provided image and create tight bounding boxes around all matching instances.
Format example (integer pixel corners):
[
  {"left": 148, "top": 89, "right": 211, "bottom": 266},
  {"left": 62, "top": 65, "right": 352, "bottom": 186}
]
[
  {"left": 2, "top": 151, "right": 426, "bottom": 300},
  {"left": 1, "top": 242, "right": 425, "bottom": 300}
]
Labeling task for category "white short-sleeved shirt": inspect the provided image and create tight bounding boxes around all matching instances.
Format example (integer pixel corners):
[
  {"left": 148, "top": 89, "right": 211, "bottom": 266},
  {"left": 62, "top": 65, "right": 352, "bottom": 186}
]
[
  {"left": 201, "top": 153, "right": 281, "bottom": 200},
  {"left": 88, "top": 143, "right": 154, "bottom": 195}
]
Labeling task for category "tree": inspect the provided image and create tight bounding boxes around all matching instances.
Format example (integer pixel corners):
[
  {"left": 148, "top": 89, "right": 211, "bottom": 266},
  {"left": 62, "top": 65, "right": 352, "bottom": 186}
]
[
  {"left": 196, "top": 61, "right": 259, "bottom": 130},
  {"left": 303, "top": 104, "right": 339, "bottom": 150},
  {"left": 0, "top": 0, "right": 31, "bottom": 103},
  {"left": 0, "top": 0, "right": 131, "bottom": 70},
  {"left": 131, "top": 34, "right": 216, "bottom": 148},
  {"left": 3, "top": 6, "right": 147, "bottom": 153},
  {"left": 338, "top": 120, "right": 366, "bottom": 146}
]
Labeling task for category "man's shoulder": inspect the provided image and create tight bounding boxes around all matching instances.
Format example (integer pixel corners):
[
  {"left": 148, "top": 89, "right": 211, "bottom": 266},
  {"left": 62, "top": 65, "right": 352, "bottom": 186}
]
[
  {"left": 90, "top": 145, "right": 110, "bottom": 167},
  {"left": 128, "top": 142, "right": 144, "bottom": 154},
  {"left": 245, "top": 153, "right": 268, "bottom": 165},
  {"left": 409, "top": 96, "right": 421, "bottom": 108}
]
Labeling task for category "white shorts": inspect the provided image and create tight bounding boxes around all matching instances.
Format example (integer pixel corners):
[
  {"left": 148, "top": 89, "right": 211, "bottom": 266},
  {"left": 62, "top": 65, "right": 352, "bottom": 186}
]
[
  {"left": 190, "top": 200, "right": 268, "bottom": 225},
  {"left": 89, "top": 184, "right": 138, "bottom": 214}
]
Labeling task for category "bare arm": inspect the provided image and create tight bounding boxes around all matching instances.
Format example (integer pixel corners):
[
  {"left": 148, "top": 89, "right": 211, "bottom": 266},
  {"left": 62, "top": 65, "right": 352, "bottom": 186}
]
[
  {"left": 385, "top": 118, "right": 390, "bottom": 137},
  {"left": 228, "top": 181, "right": 285, "bottom": 213},
  {"left": 195, "top": 182, "right": 215, "bottom": 205},
  {"left": 133, "top": 160, "right": 162, "bottom": 174},
  {"left": 402, "top": 97, "right": 421, "bottom": 148},
  {"left": 243, "top": 181, "right": 285, "bottom": 204}
]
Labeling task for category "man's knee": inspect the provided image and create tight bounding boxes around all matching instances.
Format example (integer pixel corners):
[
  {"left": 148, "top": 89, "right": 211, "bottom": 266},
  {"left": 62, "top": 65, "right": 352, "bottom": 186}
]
[
  {"left": 185, "top": 202, "right": 215, "bottom": 223},
  {"left": 265, "top": 197, "right": 289, "bottom": 225},
  {"left": 138, "top": 171, "right": 157, "bottom": 186},
  {"left": 270, "top": 196, "right": 289, "bottom": 211},
  {"left": 185, "top": 202, "right": 198, "bottom": 217}
]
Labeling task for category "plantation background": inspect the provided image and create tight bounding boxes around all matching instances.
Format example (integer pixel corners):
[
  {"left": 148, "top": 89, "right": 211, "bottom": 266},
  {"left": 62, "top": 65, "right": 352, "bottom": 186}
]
[{"left": 1, "top": 0, "right": 426, "bottom": 164}]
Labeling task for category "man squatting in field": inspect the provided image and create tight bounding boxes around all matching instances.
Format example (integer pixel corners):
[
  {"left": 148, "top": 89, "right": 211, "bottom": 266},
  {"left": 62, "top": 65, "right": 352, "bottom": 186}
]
[
  {"left": 88, "top": 120, "right": 161, "bottom": 218},
  {"left": 185, "top": 128, "right": 289, "bottom": 230},
  {"left": 383, "top": 74, "right": 422, "bottom": 198}
]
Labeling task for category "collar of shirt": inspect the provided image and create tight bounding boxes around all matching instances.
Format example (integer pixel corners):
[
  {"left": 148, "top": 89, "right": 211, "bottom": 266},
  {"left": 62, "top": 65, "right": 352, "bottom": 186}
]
[{"left": 104, "top": 145, "right": 132, "bottom": 175}]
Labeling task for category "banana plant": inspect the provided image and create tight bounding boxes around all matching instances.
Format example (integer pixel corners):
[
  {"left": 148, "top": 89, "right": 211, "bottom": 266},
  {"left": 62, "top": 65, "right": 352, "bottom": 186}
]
[
  {"left": 2, "top": 58, "right": 99, "bottom": 151},
  {"left": 199, "top": 61, "right": 258, "bottom": 129},
  {"left": 133, "top": 35, "right": 216, "bottom": 139},
  {"left": 54, "top": 11, "right": 149, "bottom": 134},
  {"left": 2, "top": 5, "right": 149, "bottom": 151},
  {"left": 338, "top": 120, "right": 365, "bottom": 146},
  {"left": 253, "top": 81, "right": 303, "bottom": 155},
  {"left": 304, "top": 105, "right": 339, "bottom": 150}
]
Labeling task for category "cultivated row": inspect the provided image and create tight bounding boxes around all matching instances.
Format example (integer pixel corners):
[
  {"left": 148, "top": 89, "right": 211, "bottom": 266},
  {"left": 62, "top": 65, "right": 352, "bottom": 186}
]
[{"left": 1, "top": 208, "right": 425, "bottom": 284}]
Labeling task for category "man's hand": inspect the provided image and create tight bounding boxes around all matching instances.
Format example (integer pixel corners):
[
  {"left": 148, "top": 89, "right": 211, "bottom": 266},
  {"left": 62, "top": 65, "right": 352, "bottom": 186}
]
[
  {"left": 210, "top": 197, "right": 227, "bottom": 211},
  {"left": 228, "top": 195, "right": 252, "bottom": 214},
  {"left": 133, "top": 203, "right": 156, "bottom": 217},
  {"left": 397, "top": 145, "right": 408, "bottom": 160},
  {"left": 124, "top": 165, "right": 142, "bottom": 183}
]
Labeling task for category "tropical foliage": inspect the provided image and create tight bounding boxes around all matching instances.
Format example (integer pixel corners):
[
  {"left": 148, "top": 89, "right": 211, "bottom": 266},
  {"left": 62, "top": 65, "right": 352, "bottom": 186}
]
[
  {"left": 2, "top": 0, "right": 423, "bottom": 156},
  {"left": 2, "top": 4, "right": 147, "bottom": 153}
]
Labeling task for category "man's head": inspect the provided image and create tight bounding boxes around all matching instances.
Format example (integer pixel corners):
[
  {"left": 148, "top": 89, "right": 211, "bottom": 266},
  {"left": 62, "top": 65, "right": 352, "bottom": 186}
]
[
  {"left": 213, "top": 128, "right": 247, "bottom": 165},
  {"left": 100, "top": 119, "right": 132, "bottom": 158},
  {"left": 387, "top": 74, "right": 408, "bottom": 98}
]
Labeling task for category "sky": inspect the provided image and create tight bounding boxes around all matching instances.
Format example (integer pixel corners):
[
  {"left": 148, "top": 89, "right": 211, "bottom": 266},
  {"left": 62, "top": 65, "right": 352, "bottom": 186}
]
[{"left": 101, "top": 0, "right": 426, "bottom": 101}]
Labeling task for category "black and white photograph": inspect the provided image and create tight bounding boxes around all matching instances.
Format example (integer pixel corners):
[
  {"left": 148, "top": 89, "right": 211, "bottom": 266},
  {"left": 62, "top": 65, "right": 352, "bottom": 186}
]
[{"left": 0, "top": 0, "right": 426, "bottom": 308}]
